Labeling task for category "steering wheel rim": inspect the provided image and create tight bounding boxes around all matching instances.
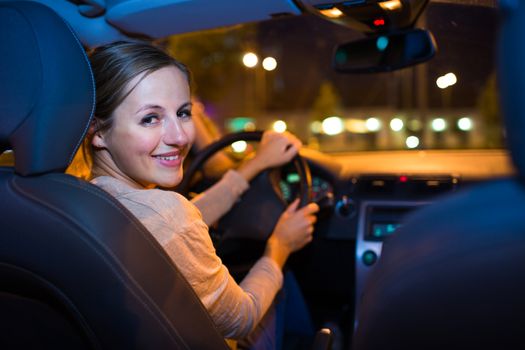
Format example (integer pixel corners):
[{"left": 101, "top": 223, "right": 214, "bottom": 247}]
[{"left": 178, "top": 130, "right": 313, "bottom": 207}]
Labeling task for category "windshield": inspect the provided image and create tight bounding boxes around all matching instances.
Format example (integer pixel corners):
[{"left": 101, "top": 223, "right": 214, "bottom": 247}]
[{"left": 166, "top": 2, "right": 500, "bottom": 153}]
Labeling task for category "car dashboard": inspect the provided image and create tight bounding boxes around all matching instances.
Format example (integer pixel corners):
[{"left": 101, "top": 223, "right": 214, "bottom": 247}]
[{"left": 277, "top": 148, "right": 515, "bottom": 343}]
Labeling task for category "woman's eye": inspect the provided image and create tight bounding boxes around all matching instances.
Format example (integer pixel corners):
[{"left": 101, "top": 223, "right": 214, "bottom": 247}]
[
  {"left": 141, "top": 114, "right": 160, "bottom": 125},
  {"left": 177, "top": 109, "right": 192, "bottom": 120}
]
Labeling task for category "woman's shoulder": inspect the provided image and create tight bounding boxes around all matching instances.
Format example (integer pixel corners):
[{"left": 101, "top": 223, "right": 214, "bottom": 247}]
[{"left": 91, "top": 176, "right": 201, "bottom": 221}]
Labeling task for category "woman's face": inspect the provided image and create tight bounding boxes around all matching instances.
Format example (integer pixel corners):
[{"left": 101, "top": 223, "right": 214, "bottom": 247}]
[{"left": 93, "top": 66, "right": 195, "bottom": 189}]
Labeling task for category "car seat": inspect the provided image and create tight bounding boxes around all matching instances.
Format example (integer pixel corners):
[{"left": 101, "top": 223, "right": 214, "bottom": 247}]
[
  {"left": 0, "top": 1, "right": 229, "bottom": 348},
  {"left": 352, "top": 2, "right": 525, "bottom": 350}
]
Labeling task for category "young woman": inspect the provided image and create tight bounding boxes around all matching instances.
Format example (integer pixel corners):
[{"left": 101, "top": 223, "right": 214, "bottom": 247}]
[{"left": 86, "top": 41, "right": 319, "bottom": 346}]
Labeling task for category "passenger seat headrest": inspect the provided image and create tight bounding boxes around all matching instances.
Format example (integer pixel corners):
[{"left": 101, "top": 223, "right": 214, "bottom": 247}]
[
  {"left": 499, "top": 1, "right": 525, "bottom": 182},
  {"left": 0, "top": 1, "right": 94, "bottom": 175}
]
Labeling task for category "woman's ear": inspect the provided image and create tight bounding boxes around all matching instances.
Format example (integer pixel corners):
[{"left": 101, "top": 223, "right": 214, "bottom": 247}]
[{"left": 90, "top": 119, "right": 107, "bottom": 149}]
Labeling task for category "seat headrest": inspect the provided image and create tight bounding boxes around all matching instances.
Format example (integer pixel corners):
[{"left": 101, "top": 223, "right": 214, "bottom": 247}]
[
  {"left": 499, "top": 1, "right": 525, "bottom": 181},
  {"left": 0, "top": 1, "right": 95, "bottom": 176}
]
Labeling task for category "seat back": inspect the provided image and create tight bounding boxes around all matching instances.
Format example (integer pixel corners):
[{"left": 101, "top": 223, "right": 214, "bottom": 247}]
[
  {"left": 353, "top": 3, "right": 525, "bottom": 349},
  {"left": 0, "top": 2, "right": 228, "bottom": 349}
]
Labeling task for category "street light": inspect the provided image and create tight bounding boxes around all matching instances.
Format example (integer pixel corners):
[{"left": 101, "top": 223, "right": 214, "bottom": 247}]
[
  {"left": 431, "top": 118, "right": 447, "bottom": 132},
  {"left": 242, "top": 52, "right": 278, "bottom": 114},
  {"left": 242, "top": 52, "right": 258, "bottom": 68},
  {"left": 436, "top": 72, "right": 457, "bottom": 89},
  {"left": 322, "top": 116, "right": 344, "bottom": 135},
  {"left": 365, "top": 117, "right": 381, "bottom": 132},
  {"left": 390, "top": 118, "right": 404, "bottom": 132},
  {"left": 406, "top": 136, "right": 420, "bottom": 149},
  {"left": 262, "top": 57, "right": 277, "bottom": 71},
  {"left": 457, "top": 117, "right": 473, "bottom": 131},
  {"left": 436, "top": 72, "right": 457, "bottom": 110}
]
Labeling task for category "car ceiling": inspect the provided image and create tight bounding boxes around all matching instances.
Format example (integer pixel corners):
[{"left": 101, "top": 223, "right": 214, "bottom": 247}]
[
  {"left": 14, "top": 0, "right": 303, "bottom": 47},
  {"left": 11, "top": 0, "right": 496, "bottom": 47}
]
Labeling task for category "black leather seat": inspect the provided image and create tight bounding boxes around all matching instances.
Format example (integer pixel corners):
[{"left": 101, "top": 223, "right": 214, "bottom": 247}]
[
  {"left": 353, "top": 3, "right": 525, "bottom": 350},
  {"left": 0, "top": 2, "right": 228, "bottom": 349}
]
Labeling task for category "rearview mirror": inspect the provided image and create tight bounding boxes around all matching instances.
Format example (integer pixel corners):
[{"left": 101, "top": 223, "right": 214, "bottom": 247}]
[{"left": 333, "top": 29, "right": 437, "bottom": 73}]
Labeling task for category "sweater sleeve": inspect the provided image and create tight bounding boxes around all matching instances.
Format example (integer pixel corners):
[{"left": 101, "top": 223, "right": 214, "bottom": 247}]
[
  {"left": 165, "top": 204, "right": 283, "bottom": 338},
  {"left": 192, "top": 169, "right": 249, "bottom": 226},
  {"left": 123, "top": 189, "right": 283, "bottom": 339}
]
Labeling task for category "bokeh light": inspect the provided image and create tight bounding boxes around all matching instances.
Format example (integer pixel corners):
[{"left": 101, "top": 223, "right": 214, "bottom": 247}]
[
  {"left": 231, "top": 140, "right": 247, "bottom": 153},
  {"left": 322, "top": 116, "right": 344, "bottom": 135},
  {"left": 390, "top": 118, "right": 404, "bottom": 132},
  {"left": 242, "top": 52, "right": 258, "bottom": 68},
  {"left": 431, "top": 118, "right": 447, "bottom": 132},
  {"left": 272, "top": 120, "right": 287, "bottom": 133},
  {"left": 457, "top": 117, "right": 473, "bottom": 131},
  {"left": 406, "top": 136, "right": 420, "bottom": 149},
  {"left": 262, "top": 57, "right": 277, "bottom": 71},
  {"left": 365, "top": 117, "right": 381, "bottom": 132}
]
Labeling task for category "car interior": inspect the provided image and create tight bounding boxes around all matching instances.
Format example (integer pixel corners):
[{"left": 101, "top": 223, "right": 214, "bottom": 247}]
[{"left": 1, "top": 0, "right": 522, "bottom": 349}]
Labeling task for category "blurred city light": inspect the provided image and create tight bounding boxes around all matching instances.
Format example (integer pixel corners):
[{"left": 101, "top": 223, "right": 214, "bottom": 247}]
[
  {"left": 390, "top": 118, "right": 404, "bottom": 131},
  {"left": 242, "top": 52, "right": 258, "bottom": 68},
  {"left": 310, "top": 121, "right": 323, "bottom": 134},
  {"left": 446, "top": 72, "right": 457, "bottom": 86},
  {"left": 406, "top": 136, "right": 420, "bottom": 149},
  {"left": 431, "top": 118, "right": 447, "bottom": 132},
  {"left": 345, "top": 119, "right": 368, "bottom": 133},
  {"left": 228, "top": 117, "right": 255, "bottom": 132},
  {"left": 231, "top": 141, "right": 248, "bottom": 153},
  {"left": 272, "top": 120, "right": 287, "bottom": 133},
  {"left": 322, "top": 116, "right": 344, "bottom": 135},
  {"left": 457, "top": 117, "right": 473, "bottom": 131},
  {"left": 436, "top": 72, "right": 458, "bottom": 89},
  {"left": 262, "top": 57, "right": 277, "bottom": 71},
  {"left": 365, "top": 117, "right": 381, "bottom": 132},
  {"left": 244, "top": 121, "right": 256, "bottom": 131}
]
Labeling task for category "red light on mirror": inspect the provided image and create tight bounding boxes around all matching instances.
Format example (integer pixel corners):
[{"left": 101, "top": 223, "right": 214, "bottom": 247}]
[{"left": 373, "top": 18, "right": 385, "bottom": 26}]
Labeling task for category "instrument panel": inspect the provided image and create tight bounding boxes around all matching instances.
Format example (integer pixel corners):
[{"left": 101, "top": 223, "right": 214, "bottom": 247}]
[{"left": 278, "top": 172, "right": 334, "bottom": 204}]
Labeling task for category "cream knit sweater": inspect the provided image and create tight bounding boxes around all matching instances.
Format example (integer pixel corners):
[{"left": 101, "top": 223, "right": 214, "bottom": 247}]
[{"left": 91, "top": 171, "right": 283, "bottom": 339}]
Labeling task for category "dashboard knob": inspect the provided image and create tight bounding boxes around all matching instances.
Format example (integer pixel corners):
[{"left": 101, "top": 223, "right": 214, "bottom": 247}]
[
  {"left": 335, "top": 195, "right": 356, "bottom": 218},
  {"left": 362, "top": 250, "right": 378, "bottom": 266}
]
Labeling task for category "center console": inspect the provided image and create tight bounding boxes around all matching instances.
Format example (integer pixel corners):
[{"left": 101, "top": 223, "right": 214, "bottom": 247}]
[{"left": 354, "top": 200, "right": 428, "bottom": 329}]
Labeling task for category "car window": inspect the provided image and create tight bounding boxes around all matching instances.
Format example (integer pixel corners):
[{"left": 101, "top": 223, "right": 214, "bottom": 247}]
[{"left": 165, "top": 2, "right": 500, "bottom": 153}]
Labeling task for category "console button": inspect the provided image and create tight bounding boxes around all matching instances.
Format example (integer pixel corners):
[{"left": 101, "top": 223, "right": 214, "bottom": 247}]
[{"left": 362, "top": 250, "right": 378, "bottom": 266}]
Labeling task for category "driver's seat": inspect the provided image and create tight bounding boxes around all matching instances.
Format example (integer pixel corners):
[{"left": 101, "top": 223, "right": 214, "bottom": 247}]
[{"left": 0, "top": 1, "right": 228, "bottom": 349}]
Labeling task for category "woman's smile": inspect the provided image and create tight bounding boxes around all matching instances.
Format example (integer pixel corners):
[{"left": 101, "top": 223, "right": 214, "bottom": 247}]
[{"left": 152, "top": 149, "right": 186, "bottom": 168}]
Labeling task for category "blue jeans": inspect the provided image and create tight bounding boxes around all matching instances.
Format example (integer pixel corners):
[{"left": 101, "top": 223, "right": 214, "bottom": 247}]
[{"left": 238, "top": 271, "right": 314, "bottom": 350}]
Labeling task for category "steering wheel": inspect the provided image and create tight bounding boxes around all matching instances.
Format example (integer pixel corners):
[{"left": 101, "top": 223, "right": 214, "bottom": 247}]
[
  {"left": 177, "top": 131, "right": 313, "bottom": 280},
  {"left": 178, "top": 131, "right": 312, "bottom": 207}
]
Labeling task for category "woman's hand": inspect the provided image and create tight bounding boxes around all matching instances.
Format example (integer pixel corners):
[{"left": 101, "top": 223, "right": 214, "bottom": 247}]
[
  {"left": 264, "top": 199, "right": 320, "bottom": 268},
  {"left": 237, "top": 130, "right": 302, "bottom": 182},
  {"left": 254, "top": 131, "right": 302, "bottom": 170}
]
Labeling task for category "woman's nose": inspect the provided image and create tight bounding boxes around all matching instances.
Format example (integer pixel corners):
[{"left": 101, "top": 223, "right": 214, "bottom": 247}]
[{"left": 163, "top": 117, "right": 189, "bottom": 146}]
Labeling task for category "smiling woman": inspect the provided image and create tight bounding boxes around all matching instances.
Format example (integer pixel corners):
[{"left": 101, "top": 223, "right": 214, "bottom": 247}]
[
  {"left": 80, "top": 40, "right": 319, "bottom": 348},
  {"left": 86, "top": 41, "right": 193, "bottom": 189},
  {"left": 90, "top": 65, "right": 194, "bottom": 188}
]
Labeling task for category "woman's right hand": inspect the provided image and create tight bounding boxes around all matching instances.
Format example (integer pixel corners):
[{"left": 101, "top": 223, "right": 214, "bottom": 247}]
[{"left": 264, "top": 199, "right": 319, "bottom": 268}]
